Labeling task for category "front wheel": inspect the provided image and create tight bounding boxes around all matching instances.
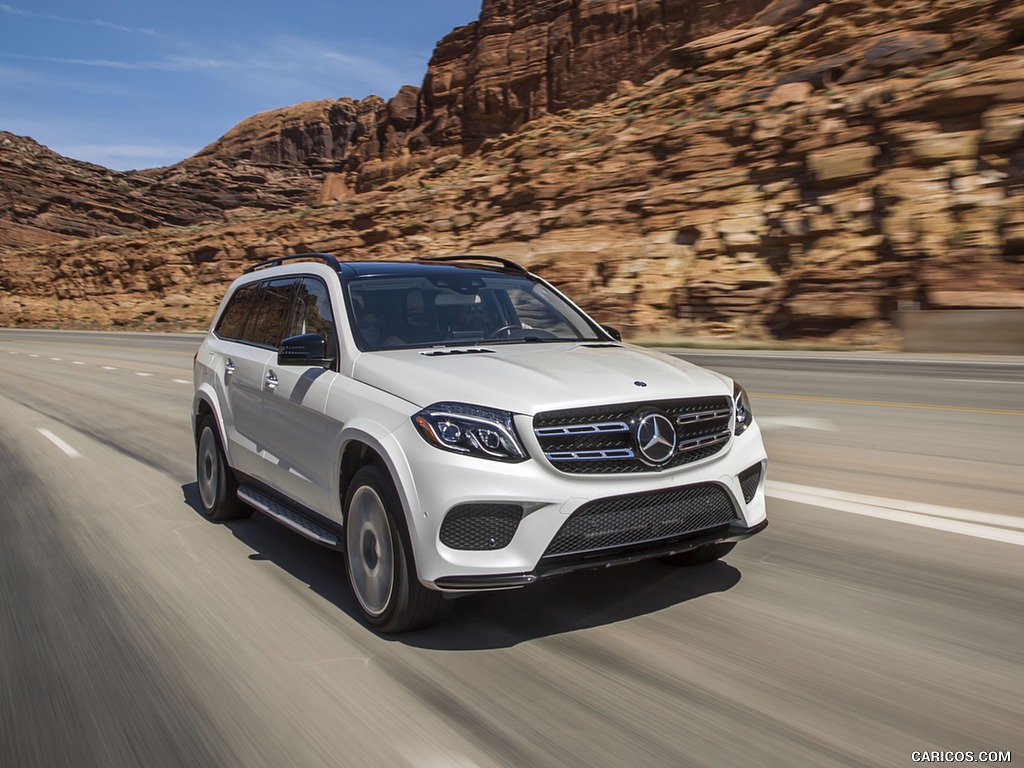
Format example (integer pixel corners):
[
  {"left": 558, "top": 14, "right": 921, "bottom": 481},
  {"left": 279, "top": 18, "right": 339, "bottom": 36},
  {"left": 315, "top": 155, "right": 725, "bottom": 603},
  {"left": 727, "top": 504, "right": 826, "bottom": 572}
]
[
  {"left": 659, "top": 542, "right": 735, "bottom": 567},
  {"left": 196, "top": 415, "right": 251, "bottom": 521},
  {"left": 343, "top": 465, "right": 448, "bottom": 633}
]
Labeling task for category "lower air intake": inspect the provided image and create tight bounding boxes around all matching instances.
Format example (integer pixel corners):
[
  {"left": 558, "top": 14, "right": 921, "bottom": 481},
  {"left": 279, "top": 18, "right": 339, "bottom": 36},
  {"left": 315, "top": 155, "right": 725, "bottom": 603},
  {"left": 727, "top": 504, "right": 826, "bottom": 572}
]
[
  {"left": 439, "top": 504, "right": 523, "bottom": 551},
  {"left": 739, "top": 463, "right": 762, "bottom": 504},
  {"left": 544, "top": 483, "right": 738, "bottom": 558}
]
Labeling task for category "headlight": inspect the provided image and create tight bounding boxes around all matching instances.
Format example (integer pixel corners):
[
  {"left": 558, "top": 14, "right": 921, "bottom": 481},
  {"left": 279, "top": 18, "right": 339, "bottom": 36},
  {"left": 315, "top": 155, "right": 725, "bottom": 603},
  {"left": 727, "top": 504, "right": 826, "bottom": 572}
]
[
  {"left": 734, "top": 382, "right": 753, "bottom": 435},
  {"left": 413, "top": 402, "right": 528, "bottom": 462}
]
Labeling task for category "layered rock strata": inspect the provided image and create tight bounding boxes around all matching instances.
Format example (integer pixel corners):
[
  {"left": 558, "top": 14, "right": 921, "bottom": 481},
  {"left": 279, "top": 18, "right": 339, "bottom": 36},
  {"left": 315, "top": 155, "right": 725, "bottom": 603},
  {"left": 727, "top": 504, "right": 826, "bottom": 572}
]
[{"left": 1, "top": 0, "right": 1022, "bottom": 344}]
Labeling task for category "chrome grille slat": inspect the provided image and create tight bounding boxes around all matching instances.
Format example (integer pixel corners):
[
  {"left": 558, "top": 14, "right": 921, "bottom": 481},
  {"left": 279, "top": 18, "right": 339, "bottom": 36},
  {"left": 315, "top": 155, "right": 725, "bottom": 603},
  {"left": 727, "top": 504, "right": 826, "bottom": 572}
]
[
  {"left": 533, "top": 396, "right": 732, "bottom": 474},
  {"left": 677, "top": 430, "right": 732, "bottom": 452},
  {"left": 675, "top": 408, "right": 732, "bottom": 424},
  {"left": 546, "top": 448, "right": 636, "bottom": 461},
  {"left": 535, "top": 421, "right": 630, "bottom": 437}
]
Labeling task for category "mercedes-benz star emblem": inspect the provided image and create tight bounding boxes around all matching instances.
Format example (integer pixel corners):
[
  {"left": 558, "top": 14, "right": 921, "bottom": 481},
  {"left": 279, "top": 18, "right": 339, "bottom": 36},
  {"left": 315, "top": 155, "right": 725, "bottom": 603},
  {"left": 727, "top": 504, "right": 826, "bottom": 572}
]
[{"left": 635, "top": 412, "right": 677, "bottom": 465}]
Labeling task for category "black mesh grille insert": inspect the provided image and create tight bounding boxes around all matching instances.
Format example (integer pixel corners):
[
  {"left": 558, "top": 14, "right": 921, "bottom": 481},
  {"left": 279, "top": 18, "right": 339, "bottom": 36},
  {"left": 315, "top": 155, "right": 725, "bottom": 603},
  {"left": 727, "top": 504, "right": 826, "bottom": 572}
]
[
  {"left": 739, "top": 464, "right": 762, "bottom": 504},
  {"left": 543, "top": 483, "right": 738, "bottom": 558},
  {"left": 534, "top": 396, "right": 732, "bottom": 474},
  {"left": 439, "top": 504, "right": 523, "bottom": 550}
]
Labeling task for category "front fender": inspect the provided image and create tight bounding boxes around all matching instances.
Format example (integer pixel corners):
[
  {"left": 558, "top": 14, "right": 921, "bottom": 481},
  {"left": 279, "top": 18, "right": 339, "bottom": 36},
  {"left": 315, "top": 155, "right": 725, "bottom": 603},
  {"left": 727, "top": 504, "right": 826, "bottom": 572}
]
[{"left": 332, "top": 418, "right": 419, "bottom": 531}]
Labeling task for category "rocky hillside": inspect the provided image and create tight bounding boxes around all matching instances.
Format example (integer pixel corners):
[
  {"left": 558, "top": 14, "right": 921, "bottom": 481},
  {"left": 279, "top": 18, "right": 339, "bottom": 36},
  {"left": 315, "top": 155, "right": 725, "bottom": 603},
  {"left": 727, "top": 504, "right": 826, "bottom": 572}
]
[
  {"left": 0, "top": 94, "right": 402, "bottom": 249},
  {"left": 1, "top": 0, "right": 1022, "bottom": 344}
]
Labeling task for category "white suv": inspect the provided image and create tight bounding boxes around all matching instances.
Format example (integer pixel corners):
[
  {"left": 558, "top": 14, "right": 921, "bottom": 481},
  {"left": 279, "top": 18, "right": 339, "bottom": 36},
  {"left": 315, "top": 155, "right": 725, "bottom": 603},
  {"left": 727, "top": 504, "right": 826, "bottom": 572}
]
[{"left": 192, "top": 254, "right": 768, "bottom": 632}]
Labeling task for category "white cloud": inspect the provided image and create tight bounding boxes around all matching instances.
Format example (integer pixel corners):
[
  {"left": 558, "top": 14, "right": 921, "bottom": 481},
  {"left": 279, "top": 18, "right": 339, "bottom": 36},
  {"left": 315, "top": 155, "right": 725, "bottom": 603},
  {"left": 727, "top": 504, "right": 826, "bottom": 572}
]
[
  {"left": 1, "top": 52, "right": 148, "bottom": 70},
  {"left": 0, "top": 3, "right": 157, "bottom": 35}
]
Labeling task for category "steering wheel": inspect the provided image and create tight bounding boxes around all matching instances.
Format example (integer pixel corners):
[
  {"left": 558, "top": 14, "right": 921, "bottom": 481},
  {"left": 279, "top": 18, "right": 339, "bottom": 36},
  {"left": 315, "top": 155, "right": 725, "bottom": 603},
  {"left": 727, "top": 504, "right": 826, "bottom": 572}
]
[{"left": 487, "top": 324, "right": 521, "bottom": 339}]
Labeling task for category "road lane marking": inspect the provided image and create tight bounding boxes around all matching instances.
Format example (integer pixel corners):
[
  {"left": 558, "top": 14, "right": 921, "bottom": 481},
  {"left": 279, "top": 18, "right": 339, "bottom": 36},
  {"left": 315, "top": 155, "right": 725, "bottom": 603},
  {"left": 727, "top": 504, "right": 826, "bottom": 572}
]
[
  {"left": 757, "top": 416, "right": 836, "bottom": 431},
  {"left": 173, "top": 379, "right": 191, "bottom": 384},
  {"left": 946, "top": 379, "right": 1023, "bottom": 385},
  {"left": 102, "top": 366, "right": 118, "bottom": 371},
  {"left": 753, "top": 392, "right": 1024, "bottom": 417},
  {"left": 72, "top": 361, "right": 86, "bottom": 365},
  {"left": 134, "top": 371, "right": 152, "bottom": 377},
  {"left": 37, "top": 429, "right": 82, "bottom": 459},
  {"left": 767, "top": 481, "right": 1024, "bottom": 547},
  {"left": 50, "top": 357, "right": 62, "bottom": 361}
]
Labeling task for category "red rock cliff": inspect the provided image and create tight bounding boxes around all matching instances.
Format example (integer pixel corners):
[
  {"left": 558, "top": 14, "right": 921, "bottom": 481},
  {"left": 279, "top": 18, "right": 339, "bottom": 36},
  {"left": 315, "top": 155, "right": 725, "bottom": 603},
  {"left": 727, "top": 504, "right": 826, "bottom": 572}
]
[{"left": 417, "top": 0, "right": 775, "bottom": 143}]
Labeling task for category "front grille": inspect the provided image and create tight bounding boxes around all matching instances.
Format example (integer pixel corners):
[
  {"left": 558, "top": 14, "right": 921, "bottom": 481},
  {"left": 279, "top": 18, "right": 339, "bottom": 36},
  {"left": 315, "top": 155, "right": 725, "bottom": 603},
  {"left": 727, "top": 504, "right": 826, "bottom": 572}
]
[
  {"left": 439, "top": 504, "right": 523, "bottom": 550},
  {"left": 543, "top": 483, "right": 738, "bottom": 558},
  {"left": 534, "top": 396, "right": 732, "bottom": 474},
  {"left": 739, "top": 463, "right": 762, "bottom": 504}
]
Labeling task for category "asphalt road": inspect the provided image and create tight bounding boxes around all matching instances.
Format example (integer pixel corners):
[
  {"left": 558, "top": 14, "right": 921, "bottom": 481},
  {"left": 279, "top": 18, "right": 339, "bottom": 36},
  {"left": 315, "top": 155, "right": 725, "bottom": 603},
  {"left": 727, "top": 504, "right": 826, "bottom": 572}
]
[{"left": 1, "top": 329, "right": 1021, "bottom": 768}]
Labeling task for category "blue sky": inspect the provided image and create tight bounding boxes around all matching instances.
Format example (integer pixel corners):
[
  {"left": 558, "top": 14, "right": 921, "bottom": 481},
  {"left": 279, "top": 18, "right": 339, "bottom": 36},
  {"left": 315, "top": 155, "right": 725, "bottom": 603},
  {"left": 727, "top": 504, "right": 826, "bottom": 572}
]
[{"left": 0, "top": 1, "right": 482, "bottom": 170}]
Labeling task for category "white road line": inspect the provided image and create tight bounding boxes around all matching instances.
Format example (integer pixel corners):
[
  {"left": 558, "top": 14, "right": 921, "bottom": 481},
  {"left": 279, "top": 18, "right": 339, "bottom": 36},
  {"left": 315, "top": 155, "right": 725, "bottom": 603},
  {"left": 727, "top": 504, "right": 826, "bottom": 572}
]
[
  {"left": 29, "top": 354, "right": 39, "bottom": 358},
  {"left": 50, "top": 357, "right": 62, "bottom": 361},
  {"left": 767, "top": 481, "right": 1024, "bottom": 547},
  {"left": 135, "top": 371, "right": 152, "bottom": 377},
  {"left": 757, "top": 416, "right": 836, "bottom": 432},
  {"left": 37, "top": 429, "right": 82, "bottom": 459},
  {"left": 173, "top": 378, "right": 191, "bottom": 385},
  {"left": 946, "top": 379, "right": 1023, "bottom": 385},
  {"left": 72, "top": 361, "right": 86, "bottom": 365},
  {"left": 102, "top": 366, "right": 118, "bottom": 371}
]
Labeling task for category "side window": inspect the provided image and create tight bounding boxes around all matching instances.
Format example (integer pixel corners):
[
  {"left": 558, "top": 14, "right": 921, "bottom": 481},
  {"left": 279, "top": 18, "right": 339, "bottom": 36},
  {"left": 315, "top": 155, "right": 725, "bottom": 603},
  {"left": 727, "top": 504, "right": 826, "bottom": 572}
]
[
  {"left": 246, "top": 278, "right": 298, "bottom": 348},
  {"left": 289, "top": 277, "right": 335, "bottom": 342},
  {"left": 215, "top": 283, "right": 259, "bottom": 341}
]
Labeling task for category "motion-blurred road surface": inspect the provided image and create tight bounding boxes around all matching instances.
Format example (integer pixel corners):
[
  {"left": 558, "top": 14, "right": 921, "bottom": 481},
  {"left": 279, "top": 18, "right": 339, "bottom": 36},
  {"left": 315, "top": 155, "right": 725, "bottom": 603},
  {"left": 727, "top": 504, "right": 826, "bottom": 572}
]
[{"left": 1, "top": 330, "right": 1020, "bottom": 767}]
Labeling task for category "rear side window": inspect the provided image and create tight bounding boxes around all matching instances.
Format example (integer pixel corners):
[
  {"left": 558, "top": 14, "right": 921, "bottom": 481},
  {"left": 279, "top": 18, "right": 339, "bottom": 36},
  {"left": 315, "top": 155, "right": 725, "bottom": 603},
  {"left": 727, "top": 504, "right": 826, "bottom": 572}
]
[
  {"left": 215, "top": 282, "right": 259, "bottom": 341},
  {"left": 247, "top": 278, "right": 298, "bottom": 347}
]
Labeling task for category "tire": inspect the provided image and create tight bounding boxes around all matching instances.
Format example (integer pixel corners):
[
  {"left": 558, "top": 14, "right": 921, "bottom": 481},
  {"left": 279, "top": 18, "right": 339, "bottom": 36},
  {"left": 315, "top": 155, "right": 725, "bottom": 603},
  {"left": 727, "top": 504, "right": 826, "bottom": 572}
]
[
  {"left": 343, "top": 465, "right": 448, "bottom": 633},
  {"left": 659, "top": 541, "right": 736, "bottom": 567},
  {"left": 196, "top": 415, "right": 251, "bottom": 521}
]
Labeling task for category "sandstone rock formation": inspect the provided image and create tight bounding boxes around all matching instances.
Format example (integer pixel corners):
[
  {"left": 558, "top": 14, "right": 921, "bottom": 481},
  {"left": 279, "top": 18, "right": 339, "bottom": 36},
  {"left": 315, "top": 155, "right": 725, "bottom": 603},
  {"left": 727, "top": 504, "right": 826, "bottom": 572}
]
[
  {"left": 1, "top": 0, "right": 1022, "bottom": 346},
  {"left": 417, "top": 0, "right": 776, "bottom": 146}
]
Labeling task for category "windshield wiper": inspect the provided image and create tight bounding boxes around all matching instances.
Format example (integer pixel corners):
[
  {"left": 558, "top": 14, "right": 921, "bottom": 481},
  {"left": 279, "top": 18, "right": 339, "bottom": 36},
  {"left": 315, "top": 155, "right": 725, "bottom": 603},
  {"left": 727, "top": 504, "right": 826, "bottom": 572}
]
[{"left": 473, "top": 336, "right": 589, "bottom": 346}]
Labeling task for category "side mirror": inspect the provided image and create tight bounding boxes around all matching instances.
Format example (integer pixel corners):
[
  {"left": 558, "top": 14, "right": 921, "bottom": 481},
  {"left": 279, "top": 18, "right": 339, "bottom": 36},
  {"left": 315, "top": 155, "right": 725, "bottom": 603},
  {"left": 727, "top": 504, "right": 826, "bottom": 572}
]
[
  {"left": 601, "top": 325, "right": 622, "bottom": 342},
  {"left": 278, "top": 333, "right": 335, "bottom": 368}
]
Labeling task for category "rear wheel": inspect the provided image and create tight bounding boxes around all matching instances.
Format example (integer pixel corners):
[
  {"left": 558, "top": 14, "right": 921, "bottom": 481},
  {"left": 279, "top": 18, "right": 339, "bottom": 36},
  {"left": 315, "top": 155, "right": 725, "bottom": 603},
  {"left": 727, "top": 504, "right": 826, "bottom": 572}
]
[
  {"left": 660, "top": 542, "right": 735, "bottom": 567},
  {"left": 196, "top": 415, "right": 251, "bottom": 521},
  {"left": 344, "top": 465, "right": 448, "bottom": 633}
]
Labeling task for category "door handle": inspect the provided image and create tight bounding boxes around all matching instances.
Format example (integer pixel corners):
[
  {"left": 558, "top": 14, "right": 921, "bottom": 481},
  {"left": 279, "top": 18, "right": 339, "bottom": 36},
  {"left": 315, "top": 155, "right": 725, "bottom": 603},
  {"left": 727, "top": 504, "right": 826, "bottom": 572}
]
[
  {"left": 225, "top": 359, "right": 235, "bottom": 376},
  {"left": 265, "top": 370, "right": 278, "bottom": 391}
]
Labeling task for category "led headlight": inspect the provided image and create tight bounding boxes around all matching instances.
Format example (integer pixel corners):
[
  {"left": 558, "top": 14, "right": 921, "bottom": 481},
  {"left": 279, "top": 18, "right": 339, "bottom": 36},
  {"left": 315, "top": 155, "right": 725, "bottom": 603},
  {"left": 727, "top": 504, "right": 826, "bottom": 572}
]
[
  {"left": 734, "top": 382, "right": 754, "bottom": 435},
  {"left": 413, "top": 402, "right": 527, "bottom": 462}
]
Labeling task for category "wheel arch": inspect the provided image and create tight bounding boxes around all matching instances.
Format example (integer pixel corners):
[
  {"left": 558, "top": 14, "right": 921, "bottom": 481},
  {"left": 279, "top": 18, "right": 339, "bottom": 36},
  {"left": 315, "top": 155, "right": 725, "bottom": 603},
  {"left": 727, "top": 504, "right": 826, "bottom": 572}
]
[
  {"left": 192, "top": 386, "right": 228, "bottom": 455},
  {"left": 335, "top": 424, "right": 421, "bottom": 564}
]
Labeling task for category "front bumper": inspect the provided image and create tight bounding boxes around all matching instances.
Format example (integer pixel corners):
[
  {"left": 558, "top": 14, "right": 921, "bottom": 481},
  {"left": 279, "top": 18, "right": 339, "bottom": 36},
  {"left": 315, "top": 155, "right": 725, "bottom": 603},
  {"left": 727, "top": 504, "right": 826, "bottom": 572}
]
[
  {"left": 386, "top": 415, "right": 769, "bottom": 591},
  {"left": 434, "top": 518, "right": 768, "bottom": 590}
]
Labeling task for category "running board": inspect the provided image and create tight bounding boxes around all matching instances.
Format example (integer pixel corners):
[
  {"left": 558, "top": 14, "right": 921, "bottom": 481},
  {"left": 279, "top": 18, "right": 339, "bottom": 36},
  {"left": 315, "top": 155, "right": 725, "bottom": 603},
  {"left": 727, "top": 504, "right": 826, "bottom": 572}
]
[{"left": 237, "top": 486, "right": 341, "bottom": 549}]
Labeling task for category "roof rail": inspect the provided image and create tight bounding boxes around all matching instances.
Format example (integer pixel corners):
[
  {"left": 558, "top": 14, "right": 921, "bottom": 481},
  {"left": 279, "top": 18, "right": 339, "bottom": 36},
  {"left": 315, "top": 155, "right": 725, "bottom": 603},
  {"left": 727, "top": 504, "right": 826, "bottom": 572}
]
[
  {"left": 419, "top": 254, "right": 529, "bottom": 275},
  {"left": 243, "top": 252, "right": 341, "bottom": 274}
]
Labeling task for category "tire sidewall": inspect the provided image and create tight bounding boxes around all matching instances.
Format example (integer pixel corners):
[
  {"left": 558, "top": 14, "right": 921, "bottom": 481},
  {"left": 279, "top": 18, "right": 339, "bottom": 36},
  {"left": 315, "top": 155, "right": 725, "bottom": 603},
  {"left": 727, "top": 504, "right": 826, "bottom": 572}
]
[
  {"left": 343, "top": 465, "right": 417, "bottom": 631},
  {"left": 197, "top": 415, "right": 235, "bottom": 520}
]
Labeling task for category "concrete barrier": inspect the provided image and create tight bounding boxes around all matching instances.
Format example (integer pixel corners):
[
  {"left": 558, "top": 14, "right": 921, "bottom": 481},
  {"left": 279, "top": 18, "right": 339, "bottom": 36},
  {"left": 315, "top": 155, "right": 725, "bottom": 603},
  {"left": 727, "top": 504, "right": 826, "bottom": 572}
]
[{"left": 897, "top": 309, "right": 1024, "bottom": 354}]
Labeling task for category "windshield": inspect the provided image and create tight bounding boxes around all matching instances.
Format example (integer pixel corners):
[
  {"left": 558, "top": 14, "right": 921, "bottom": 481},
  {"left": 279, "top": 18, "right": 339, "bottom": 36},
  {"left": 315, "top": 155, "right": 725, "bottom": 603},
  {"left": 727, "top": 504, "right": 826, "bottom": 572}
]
[{"left": 346, "top": 273, "right": 605, "bottom": 351}]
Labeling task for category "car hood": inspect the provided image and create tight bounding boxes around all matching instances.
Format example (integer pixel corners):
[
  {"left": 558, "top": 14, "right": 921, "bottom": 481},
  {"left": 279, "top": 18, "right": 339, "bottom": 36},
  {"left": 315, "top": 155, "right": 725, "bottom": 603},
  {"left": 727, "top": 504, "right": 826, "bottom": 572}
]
[{"left": 351, "top": 342, "right": 731, "bottom": 414}]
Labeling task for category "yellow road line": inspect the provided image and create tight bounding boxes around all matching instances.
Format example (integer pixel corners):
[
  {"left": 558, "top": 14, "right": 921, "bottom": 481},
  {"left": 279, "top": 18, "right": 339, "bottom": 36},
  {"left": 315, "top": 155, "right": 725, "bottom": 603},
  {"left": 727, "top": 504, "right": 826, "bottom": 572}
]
[{"left": 752, "top": 392, "right": 1024, "bottom": 417}]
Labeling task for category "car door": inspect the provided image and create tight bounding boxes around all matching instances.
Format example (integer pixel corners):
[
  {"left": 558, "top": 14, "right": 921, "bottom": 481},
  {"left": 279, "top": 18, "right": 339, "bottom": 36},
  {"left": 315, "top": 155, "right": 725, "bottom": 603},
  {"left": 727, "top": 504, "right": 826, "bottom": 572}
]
[
  {"left": 224, "top": 276, "right": 295, "bottom": 482},
  {"left": 261, "top": 276, "right": 339, "bottom": 514},
  {"left": 212, "top": 281, "right": 273, "bottom": 479}
]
